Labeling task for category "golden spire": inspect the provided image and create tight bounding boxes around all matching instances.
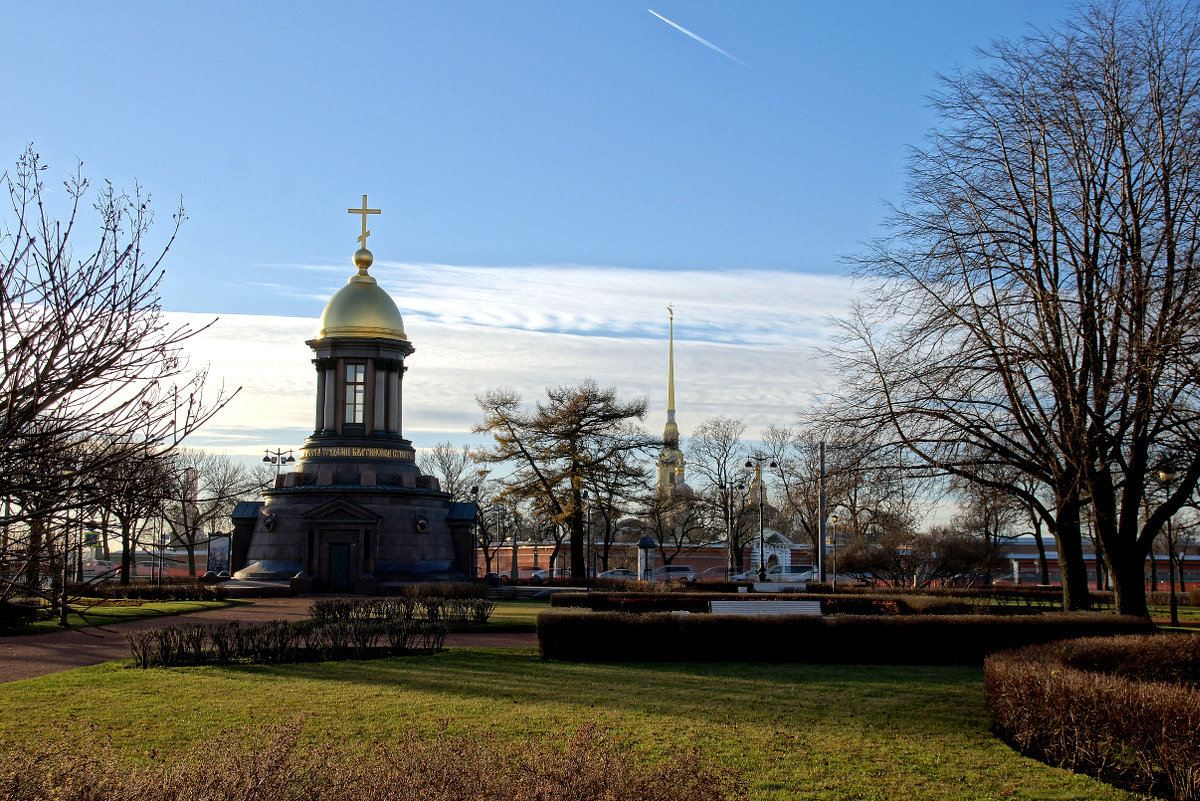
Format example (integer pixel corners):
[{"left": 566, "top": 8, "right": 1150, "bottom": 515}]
[
  {"left": 666, "top": 305, "right": 676, "bottom": 425},
  {"left": 347, "top": 195, "right": 381, "bottom": 273}
]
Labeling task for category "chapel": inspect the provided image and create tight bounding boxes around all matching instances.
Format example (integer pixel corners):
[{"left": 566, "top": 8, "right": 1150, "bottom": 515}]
[{"left": 230, "top": 197, "right": 476, "bottom": 592}]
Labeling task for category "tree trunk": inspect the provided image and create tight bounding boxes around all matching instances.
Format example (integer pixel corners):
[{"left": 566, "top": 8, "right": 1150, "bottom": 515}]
[
  {"left": 119, "top": 519, "right": 133, "bottom": 585},
  {"left": 569, "top": 475, "right": 585, "bottom": 580},
  {"left": 1052, "top": 499, "right": 1091, "bottom": 610},
  {"left": 25, "top": 520, "right": 43, "bottom": 595},
  {"left": 101, "top": 510, "right": 112, "bottom": 562},
  {"left": 1108, "top": 546, "right": 1149, "bottom": 617}
]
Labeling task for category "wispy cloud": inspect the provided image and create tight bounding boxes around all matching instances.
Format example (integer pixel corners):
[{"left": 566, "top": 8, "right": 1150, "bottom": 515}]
[
  {"left": 648, "top": 9, "right": 744, "bottom": 65},
  {"left": 174, "top": 263, "right": 860, "bottom": 457}
]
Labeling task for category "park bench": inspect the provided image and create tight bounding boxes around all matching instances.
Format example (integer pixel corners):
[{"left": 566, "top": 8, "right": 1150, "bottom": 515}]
[{"left": 709, "top": 600, "right": 822, "bottom": 617}]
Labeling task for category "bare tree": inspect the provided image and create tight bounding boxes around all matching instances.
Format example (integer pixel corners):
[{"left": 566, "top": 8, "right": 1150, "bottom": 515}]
[
  {"left": 161, "top": 450, "right": 255, "bottom": 575},
  {"left": 840, "top": 525, "right": 1002, "bottom": 588},
  {"left": 685, "top": 416, "right": 750, "bottom": 568},
  {"left": 418, "top": 442, "right": 477, "bottom": 502},
  {"left": 832, "top": 1, "right": 1200, "bottom": 615},
  {"left": 0, "top": 148, "right": 233, "bottom": 605}
]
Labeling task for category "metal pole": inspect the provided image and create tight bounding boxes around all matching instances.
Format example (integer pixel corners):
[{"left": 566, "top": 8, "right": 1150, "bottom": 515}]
[
  {"left": 831, "top": 516, "right": 838, "bottom": 592},
  {"left": 510, "top": 518, "right": 519, "bottom": 585},
  {"left": 757, "top": 467, "right": 766, "bottom": 582},
  {"left": 724, "top": 484, "right": 734, "bottom": 575},
  {"left": 818, "top": 442, "right": 827, "bottom": 582},
  {"left": 1168, "top": 513, "right": 1179, "bottom": 626}
]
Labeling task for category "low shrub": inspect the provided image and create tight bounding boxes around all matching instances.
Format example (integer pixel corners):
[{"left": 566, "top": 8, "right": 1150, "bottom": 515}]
[
  {"left": 0, "top": 598, "right": 40, "bottom": 627},
  {"left": 68, "top": 576, "right": 229, "bottom": 602},
  {"left": 0, "top": 720, "right": 743, "bottom": 801},
  {"left": 309, "top": 596, "right": 493, "bottom": 627},
  {"left": 987, "top": 633, "right": 1200, "bottom": 799},
  {"left": 537, "top": 610, "right": 1153, "bottom": 664},
  {"left": 1148, "top": 589, "right": 1194, "bottom": 607},
  {"left": 401, "top": 581, "right": 488, "bottom": 600},
  {"left": 124, "top": 617, "right": 450, "bottom": 668}
]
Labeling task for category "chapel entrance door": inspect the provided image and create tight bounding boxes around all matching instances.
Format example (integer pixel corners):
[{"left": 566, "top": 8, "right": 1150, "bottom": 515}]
[{"left": 329, "top": 544, "right": 351, "bottom": 593}]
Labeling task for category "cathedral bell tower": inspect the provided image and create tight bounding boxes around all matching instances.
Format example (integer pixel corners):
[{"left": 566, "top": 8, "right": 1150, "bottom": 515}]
[{"left": 657, "top": 306, "right": 686, "bottom": 493}]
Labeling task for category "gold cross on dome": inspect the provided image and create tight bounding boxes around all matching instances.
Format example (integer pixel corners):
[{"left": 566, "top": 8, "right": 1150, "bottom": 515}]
[{"left": 347, "top": 195, "right": 381, "bottom": 249}]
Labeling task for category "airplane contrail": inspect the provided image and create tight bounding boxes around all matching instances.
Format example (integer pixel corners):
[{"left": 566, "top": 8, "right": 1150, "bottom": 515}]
[{"left": 648, "top": 9, "right": 744, "bottom": 65}]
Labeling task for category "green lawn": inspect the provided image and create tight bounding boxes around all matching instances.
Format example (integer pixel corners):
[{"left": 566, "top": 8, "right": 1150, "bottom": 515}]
[
  {"left": 0, "top": 648, "right": 1137, "bottom": 801},
  {"left": 474, "top": 597, "right": 545, "bottom": 631},
  {"left": 2, "top": 599, "right": 243, "bottom": 636}
]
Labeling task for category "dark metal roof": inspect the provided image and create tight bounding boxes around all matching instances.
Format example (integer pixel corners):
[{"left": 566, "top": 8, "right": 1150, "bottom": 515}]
[
  {"left": 231, "top": 501, "right": 264, "bottom": 520},
  {"left": 447, "top": 502, "right": 477, "bottom": 521}
]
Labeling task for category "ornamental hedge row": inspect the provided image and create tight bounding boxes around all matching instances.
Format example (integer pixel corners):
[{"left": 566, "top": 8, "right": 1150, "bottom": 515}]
[
  {"left": 124, "top": 618, "right": 448, "bottom": 668},
  {"left": 536, "top": 610, "right": 1152, "bottom": 664},
  {"left": 549, "top": 592, "right": 1045, "bottom": 616},
  {"left": 987, "top": 633, "right": 1200, "bottom": 799}
]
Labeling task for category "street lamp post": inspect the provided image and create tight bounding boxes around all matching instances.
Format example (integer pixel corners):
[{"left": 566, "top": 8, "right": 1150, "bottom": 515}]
[
  {"left": 509, "top": 509, "right": 519, "bottom": 585},
  {"left": 262, "top": 449, "right": 296, "bottom": 480},
  {"left": 745, "top": 456, "right": 778, "bottom": 582},
  {"left": 1159, "top": 468, "right": 1179, "bottom": 626},
  {"left": 829, "top": 513, "right": 839, "bottom": 593},
  {"left": 470, "top": 486, "right": 479, "bottom": 579},
  {"left": 581, "top": 489, "right": 593, "bottom": 588}
]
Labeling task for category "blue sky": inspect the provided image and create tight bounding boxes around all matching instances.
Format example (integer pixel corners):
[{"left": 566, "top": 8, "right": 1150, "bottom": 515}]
[{"left": 4, "top": 1, "right": 1077, "bottom": 458}]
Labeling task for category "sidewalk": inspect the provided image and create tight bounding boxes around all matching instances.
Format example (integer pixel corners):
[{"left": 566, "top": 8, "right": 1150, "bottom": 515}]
[{"left": 0, "top": 597, "right": 536, "bottom": 684}]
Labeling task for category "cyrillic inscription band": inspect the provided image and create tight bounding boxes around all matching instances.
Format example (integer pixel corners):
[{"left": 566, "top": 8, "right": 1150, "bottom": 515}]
[{"left": 302, "top": 446, "right": 414, "bottom": 461}]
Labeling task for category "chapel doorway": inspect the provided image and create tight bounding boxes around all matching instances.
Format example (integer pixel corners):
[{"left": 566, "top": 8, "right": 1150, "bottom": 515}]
[{"left": 329, "top": 544, "right": 351, "bottom": 592}]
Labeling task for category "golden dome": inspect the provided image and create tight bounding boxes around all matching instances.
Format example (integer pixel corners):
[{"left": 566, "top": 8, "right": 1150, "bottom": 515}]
[{"left": 316, "top": 249, "right": 408, "bottom": 340}]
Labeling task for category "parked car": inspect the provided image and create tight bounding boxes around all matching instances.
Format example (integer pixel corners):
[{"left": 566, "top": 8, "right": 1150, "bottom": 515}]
[
  {"left": 81, "top": 560, "right": 120, "bottom": 580},
  {"left": 765, "top": 564, "right": 813, "bottom": 583},
  {"left": 597, "top": 568, "right": 638, "bottom": 580},
  {"left": 529, "top": 568, "right": 566, "bottom": 584},
  {"left": 651, "top": 564, "right": 698, "bottom": 584},
  {"left": 728, "top": 565, "right": 813, "bottom": 582},
  {"left": 697, "top": 566, "right": 735, "bottom": 582}
]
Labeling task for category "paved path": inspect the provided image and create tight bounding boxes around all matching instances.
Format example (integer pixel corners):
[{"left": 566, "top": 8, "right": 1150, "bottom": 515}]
[{"left": 0, "top": 597, "right": 537, "bottom": 684}]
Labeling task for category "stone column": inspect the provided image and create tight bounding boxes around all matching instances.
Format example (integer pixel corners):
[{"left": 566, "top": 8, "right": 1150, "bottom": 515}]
[
  {"left": 389, "top": 365, "right": 403, "bottom": 435},
  {"left": 319, "top": 357, "right": 338, "bottom": 431},
  {"left": 313, "top": 359, "right": 326, "bottom": 433},
  {"left": 323, "top": 359, "right": 337, "bottom": 432},
  {"left": 372, "top": 359, "right": 387, "bottom": 433}
]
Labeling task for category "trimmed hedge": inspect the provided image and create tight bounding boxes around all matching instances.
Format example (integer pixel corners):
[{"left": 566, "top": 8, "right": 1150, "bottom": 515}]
[
  {"left": 124, "top": 617, "right": 448, "bottom": 668},
  {"left": 550, "top": 591, "right": 1040, "bottom": 616},
  {"left": 987, "top": 633, "right": 1200, "bottom": 799},
  {"left": 68, "top": 577, "right": 230, "bottom": 602},
  {"left": 537, "top": 610, "right": 1153, "bottom": 664}
]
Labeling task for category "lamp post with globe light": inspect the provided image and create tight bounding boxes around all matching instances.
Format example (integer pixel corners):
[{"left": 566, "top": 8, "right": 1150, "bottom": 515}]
[{"left": 745, "top": 456, "right": 778, "bottom": 582}]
